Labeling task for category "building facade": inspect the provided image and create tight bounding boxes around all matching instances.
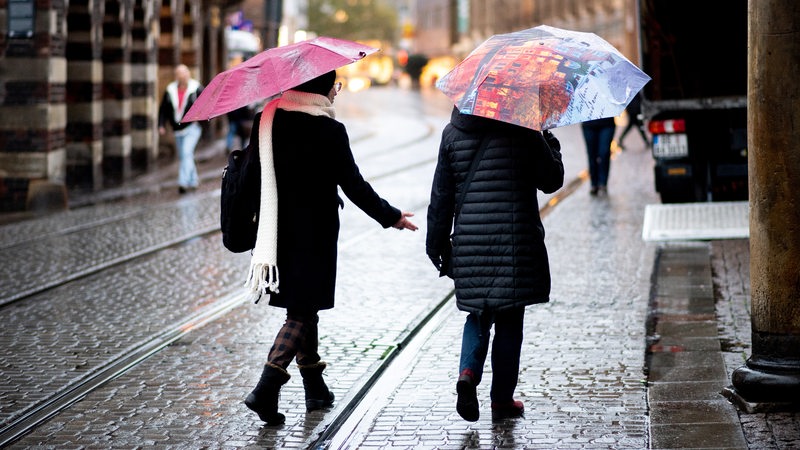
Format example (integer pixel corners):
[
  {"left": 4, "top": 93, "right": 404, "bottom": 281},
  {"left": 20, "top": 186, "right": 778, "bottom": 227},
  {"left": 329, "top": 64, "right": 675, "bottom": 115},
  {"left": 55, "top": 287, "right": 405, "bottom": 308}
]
[
  {"left": 0, "top": 0, "right": 236, "bottom": 212},
  {"left": 415, "top": 0, "right": 637, "bottom": 63}
]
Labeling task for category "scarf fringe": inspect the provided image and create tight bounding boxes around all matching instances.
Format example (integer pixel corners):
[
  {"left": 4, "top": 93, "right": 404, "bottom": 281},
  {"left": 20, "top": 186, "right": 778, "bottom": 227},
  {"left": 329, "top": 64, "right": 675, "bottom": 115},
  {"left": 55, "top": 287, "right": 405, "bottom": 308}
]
[{"left": 245, "top": 263, "right": 280, "bottom": 304}]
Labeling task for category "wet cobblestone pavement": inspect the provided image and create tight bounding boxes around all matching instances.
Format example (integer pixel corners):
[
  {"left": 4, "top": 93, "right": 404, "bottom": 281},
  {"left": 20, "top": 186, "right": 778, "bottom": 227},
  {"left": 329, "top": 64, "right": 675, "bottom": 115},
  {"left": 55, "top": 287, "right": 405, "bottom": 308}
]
[
  {"left": 1, "top": 87, "right": 798, "bottom": 448},
  {"left": 712, "top": 240, "right": 800, "bottom": 449},
  {"left": 331, "top": 129, "right": 659, "bottom": 449}
]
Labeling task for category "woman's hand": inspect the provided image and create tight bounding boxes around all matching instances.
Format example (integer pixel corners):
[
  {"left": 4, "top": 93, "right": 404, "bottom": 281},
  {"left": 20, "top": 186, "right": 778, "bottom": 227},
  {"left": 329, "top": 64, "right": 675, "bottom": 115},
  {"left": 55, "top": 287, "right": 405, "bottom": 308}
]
[{"left": 393, "top": 211, "right": 418, "bottom": 231}]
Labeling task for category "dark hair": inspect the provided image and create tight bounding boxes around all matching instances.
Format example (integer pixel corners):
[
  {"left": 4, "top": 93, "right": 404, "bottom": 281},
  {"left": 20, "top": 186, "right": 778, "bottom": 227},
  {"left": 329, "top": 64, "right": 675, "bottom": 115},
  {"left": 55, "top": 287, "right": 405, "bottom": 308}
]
[{"left": 293, "top": 70, "right": 336, "bottom": 96}]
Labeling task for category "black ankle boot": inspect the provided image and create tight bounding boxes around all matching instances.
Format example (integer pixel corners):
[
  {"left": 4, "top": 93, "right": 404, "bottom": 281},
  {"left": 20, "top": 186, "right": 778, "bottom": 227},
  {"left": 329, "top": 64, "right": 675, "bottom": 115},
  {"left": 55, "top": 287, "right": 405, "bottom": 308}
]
[
  {"left": 245, "top": 364, "right": 290, "bottom": 425},
  {"left": 299, "top": 361, "right": 334, "bottom": 411}
]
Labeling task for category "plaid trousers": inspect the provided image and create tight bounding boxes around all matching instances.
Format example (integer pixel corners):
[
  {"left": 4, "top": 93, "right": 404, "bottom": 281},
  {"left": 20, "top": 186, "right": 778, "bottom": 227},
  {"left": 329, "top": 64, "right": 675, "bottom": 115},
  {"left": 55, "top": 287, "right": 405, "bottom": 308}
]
[{"left": 267, "top": 311, "right": 321, "bottom": 369}]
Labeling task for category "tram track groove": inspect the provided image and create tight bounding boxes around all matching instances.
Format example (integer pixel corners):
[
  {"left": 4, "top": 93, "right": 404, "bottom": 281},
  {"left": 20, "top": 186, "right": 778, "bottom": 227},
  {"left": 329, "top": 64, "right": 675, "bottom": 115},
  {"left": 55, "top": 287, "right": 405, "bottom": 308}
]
[
  {"left": 306, "top": 170, "right": 584, "bottom": 447},
  {"left": 306, "top": 290, "right": 456, "bottom": 449},
  {"left": 0, "top": 93, "right": 583, "bottom": 445},
  {"left": 0, "top": 224, "right": 221, "bottom": 308},
  {"left": 0, "top": 172, "right": 435, "bottom": 445},
  {"left": 0, "top": 148, "right": 438, "bottom": 310},
  {"left": 0, "top": 165, "right": 583, "bottom": 446},
  {"left": 0, "top": 206, "right": 152, "bottom": 251},
  {"left": 0, "top": 183, "right": 582, "bottom": 448},
  {"left": 0, "top": 289, "right": 251, "bottom": 447}
]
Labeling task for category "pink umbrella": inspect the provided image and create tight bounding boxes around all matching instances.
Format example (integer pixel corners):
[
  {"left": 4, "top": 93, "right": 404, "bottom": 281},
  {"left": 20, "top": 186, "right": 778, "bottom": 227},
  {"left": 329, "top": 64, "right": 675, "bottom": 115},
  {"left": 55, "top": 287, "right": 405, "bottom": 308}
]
[{"left": 183, "top": 37, "right": 378, "bottom": 122}]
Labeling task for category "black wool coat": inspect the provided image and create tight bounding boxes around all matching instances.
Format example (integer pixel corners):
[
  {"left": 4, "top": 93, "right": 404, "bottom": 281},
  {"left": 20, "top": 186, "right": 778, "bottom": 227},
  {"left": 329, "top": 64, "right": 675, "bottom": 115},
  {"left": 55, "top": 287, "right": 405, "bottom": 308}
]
[
  {"left": 250, "top": 110, "right": 401, "bottom": 313},
  {"left": 426, "top": 109, "right": 565, "bottom": 314}
]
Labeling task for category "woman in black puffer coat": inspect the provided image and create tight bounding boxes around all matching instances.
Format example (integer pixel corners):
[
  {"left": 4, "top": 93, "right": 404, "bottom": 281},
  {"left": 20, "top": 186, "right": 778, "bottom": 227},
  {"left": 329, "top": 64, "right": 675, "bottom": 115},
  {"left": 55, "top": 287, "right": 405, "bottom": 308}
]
[{"left": 426, "top": 107, "right": 564, "bottom": 422}]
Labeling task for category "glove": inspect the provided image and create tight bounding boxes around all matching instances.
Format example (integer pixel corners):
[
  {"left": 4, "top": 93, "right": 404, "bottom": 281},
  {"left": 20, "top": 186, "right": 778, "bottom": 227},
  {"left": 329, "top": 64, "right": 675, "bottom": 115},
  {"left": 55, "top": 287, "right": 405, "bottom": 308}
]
[{"left": 542, "top": 129, "right": 561, "bottom": 153}]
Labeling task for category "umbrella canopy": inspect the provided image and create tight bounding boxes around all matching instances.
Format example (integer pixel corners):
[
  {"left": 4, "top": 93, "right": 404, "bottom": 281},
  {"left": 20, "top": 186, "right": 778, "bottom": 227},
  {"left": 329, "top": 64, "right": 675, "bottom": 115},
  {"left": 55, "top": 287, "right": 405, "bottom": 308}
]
[
  {"left": 183, "top": 37, "right": 378, "bottom": 122},
  {"left": 436, "top": 25, "right": 651, "bottom": 130}
]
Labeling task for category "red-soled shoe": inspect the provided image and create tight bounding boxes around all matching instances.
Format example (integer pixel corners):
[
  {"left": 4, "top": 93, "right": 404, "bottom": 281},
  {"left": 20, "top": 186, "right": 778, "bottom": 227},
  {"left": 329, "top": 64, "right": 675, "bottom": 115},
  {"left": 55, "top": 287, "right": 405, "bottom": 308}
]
[
  {"left": 456, "top": 370, "right": 479, "bottom": 422},
  {"left": 491, "top": 400, "right": 524, "bottom": 422}
]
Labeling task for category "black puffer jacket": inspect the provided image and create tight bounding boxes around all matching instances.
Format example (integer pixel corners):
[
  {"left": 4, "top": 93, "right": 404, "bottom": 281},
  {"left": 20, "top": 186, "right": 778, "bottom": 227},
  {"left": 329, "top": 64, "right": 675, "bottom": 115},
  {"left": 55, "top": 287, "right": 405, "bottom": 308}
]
[{"left": 426, "top": 108, "right": 564, "bottom": 314}]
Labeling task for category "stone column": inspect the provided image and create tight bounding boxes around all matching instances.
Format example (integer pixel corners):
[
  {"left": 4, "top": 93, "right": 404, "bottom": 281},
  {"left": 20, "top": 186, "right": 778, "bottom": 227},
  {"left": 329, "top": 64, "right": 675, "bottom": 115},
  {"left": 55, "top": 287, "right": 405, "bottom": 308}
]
[
  {"left": 130, "top": 0, "right": 160, "bottom": 173},
  {"left": 0, "top": 0, "right": 69, "bottom": 212},
  {"left": 727, "top": 0, "right": 800, "bottom": 409},
  {"left": 65, "top": 0, "right": 104, "bottom": 191},
  {"left": 181, "top": 0, "right": 202, "bottom": 76},
  {"left": 101, "top": 0, "right": 133, "bottom": 185},
  {"left": 157, "top": 0, "right": 182, "bottom": 159}
]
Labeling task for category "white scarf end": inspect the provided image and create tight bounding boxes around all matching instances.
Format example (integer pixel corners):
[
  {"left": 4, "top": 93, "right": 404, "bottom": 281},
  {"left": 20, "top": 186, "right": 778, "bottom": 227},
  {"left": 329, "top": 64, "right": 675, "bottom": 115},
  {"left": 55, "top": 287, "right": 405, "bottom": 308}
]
[{"left": 245, "top": 263, "right": 280, "bottom": 300}]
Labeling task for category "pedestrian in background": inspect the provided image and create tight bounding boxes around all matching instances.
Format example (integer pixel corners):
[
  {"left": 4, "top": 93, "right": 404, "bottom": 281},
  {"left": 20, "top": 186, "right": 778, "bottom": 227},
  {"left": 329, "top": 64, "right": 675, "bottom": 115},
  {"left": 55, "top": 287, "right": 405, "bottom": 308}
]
[
  {"left": 243, "top": 70, "right": 418, "bottom": 426},
  {"left": 426, "top": 108, "right": 564, "bottom": 422},
  {"left": 617, "top": 92, "right": 649, "bottom": 150},
  {"left": 225, "top": 104, "right": 254, "bottom": 152},
  {"left": 158, "top": 64, "right": 204, "bottom": 194},
  {"left": 581, "top": 116, "right": 617, "bottom": 196}
]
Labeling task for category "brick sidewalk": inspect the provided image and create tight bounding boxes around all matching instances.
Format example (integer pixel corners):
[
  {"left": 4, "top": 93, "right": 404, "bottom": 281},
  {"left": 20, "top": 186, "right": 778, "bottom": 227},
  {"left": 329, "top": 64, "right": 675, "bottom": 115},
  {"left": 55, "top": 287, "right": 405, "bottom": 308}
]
[
  {"left": 332, "top": 135, "right": 660, "bottom": 448},
  {"left": 712, "top": 240, "right": 800, "bottom": 449},
  {"left": 5, "top": 86, "right": 798, "bottom": 448}
]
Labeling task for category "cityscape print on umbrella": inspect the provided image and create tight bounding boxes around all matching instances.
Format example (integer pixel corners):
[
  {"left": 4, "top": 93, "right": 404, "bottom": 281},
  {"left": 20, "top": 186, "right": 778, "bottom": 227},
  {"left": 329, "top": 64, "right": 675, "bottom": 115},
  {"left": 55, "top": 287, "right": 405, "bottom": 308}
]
[{"left": 440, "top": 25, "right": 649, "bottom": 130}]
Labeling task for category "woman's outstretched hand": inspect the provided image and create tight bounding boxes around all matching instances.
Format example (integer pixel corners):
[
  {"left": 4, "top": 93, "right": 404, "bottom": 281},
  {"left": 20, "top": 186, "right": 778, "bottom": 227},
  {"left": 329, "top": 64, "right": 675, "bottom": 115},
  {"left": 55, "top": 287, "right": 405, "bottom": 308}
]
[{"left": 393, "top": 211, "right": 418, "bottom": 231}]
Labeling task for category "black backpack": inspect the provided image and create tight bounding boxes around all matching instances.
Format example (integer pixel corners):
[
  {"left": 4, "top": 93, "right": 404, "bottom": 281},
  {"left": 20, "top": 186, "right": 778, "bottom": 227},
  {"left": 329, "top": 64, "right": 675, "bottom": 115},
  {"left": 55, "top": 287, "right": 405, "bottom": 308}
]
[{"left": 220, "top": 143, "right": 261, "bottom": 253}]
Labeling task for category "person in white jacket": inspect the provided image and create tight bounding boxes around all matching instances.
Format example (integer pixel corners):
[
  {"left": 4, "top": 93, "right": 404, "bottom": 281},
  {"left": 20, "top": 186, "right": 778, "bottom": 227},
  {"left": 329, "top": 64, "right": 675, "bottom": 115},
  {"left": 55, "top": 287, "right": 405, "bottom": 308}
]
[{"left": 158, "top": 64, "right": 204, "bottom": 193}]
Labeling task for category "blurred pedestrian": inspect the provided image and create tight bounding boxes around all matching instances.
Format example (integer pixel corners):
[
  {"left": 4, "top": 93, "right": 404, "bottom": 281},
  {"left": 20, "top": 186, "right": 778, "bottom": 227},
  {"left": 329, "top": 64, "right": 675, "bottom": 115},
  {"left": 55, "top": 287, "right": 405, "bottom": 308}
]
[
  {"left": 243, "top": 70, "right": 418, "bottom": 426},
  {"left": 158, "top": 64, "right": 204, "bottom": 194},
  {"left": 426, "top": 108, "right": 564, "bottom": 422},
  {"left": 225, "top": 104, "right": 254, "bottom": 152},
  {"left": 581, "top": 116, "right": 617, "bottom": 196},
  {"left": 618, "top": 92, "right": 649, "bottom": 150}
]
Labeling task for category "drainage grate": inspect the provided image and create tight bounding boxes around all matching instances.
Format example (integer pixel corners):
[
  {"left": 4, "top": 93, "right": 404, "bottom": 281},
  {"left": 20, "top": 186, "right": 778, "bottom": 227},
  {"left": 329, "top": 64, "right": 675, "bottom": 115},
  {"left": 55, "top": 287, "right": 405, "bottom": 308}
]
[{"left": 642, "top": 201, "right": 749, "bottom": 241}]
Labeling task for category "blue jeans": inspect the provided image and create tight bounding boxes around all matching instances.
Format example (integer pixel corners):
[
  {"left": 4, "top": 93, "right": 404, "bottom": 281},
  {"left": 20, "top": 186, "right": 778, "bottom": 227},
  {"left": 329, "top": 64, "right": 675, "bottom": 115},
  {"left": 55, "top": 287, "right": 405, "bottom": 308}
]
[
  {"left": 226, "top": 120, "right": 239, "bottom": 150},
  {"left": 582, "top": 124, "right": 615, "bottom": 188},
  {"left": 175, "top": 123, "right": 201, "bottom": 188},
  {"left": 459, "top": 308, "right": 524, "bottom": 403}
]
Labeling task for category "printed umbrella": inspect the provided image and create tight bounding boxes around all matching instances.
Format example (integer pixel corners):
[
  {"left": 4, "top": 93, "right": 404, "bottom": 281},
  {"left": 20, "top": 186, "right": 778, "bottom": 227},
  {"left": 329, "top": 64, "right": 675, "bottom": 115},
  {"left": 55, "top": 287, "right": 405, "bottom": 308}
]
[
  {"left": 183, "top": 36, "right": 378, "bottom": 122},
  {"left": 436, "top": 25, "right": 651, "bottom": 130}
]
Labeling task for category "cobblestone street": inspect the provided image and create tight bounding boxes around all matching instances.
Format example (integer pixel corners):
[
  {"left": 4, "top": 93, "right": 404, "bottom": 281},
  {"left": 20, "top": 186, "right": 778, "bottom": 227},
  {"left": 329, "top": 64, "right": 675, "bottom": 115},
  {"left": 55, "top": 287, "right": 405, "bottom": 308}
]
[{"left": 1, "top": 87, "right": 798, "bottom": 449}]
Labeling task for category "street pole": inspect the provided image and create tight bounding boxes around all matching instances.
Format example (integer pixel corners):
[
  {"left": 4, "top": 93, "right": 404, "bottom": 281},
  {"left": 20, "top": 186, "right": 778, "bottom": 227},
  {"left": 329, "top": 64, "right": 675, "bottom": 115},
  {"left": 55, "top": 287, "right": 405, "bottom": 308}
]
[
  {"left": 264, "top": 0, "right": 283, "bottom": 49},
  {"left": 726, "top": 0, "right": 800, "bottom": 411}
]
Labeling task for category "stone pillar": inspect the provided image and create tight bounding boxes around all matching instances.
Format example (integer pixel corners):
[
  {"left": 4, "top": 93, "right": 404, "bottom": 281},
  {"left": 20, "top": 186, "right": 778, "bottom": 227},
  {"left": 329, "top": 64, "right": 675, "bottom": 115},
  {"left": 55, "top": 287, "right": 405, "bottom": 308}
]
[
  {"left": 65, "top": 0, "right": 104, "bottom": 191},
  {"left": 101, "top": 0, "right": 133, "bottom": 185},
  {"left": 181, "top": 0, "right": 202, "bottom": 77},
  {"left": 726, "top": 0, "right": 800, "bottom": 409},
  {"left": 157, "top": 0, "right": 182, "bottom": 159},
  {"left": 0, "top": 0, "right": 69, "bottom": 212},
  {"left": 130, "top": 0, "right": 160, "bottom": 173},
  {"left": 158, "top": 0, "right": 181, "bottom": 68}
]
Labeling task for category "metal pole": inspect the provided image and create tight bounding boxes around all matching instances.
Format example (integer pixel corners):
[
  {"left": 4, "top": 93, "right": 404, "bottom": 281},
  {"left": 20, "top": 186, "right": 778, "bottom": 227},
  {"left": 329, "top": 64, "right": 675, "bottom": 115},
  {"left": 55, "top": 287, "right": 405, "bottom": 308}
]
[{"left": 264, "top": 0, "right": 283, "bottom": 49}]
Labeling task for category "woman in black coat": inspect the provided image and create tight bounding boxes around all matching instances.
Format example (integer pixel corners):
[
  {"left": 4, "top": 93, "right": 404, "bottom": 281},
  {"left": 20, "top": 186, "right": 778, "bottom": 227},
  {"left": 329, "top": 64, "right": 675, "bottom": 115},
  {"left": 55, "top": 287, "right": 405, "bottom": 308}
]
[
  {"left": 244, "top": 71, "right": 417, "bottom": 426},
  {"left": 426, "top": 108, "right": 564, "bottom": 422}
]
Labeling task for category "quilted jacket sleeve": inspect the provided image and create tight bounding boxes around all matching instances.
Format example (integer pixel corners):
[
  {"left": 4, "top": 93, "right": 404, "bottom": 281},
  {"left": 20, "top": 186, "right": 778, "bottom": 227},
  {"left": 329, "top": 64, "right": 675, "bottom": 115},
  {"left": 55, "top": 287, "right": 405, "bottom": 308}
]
[
  {"left": 535, "top": 130, "right": 565, "bottom": 194},
  {"left": 425, "top": 127, "right": 456, "bottom": 260}
]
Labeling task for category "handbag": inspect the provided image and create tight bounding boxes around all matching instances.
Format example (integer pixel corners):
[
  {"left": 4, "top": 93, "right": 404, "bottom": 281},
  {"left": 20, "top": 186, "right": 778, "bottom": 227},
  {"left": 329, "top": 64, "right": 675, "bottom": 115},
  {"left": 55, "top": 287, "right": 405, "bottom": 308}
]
[{"left": 439, "top": 136, "right": 491, "bottom": 277}]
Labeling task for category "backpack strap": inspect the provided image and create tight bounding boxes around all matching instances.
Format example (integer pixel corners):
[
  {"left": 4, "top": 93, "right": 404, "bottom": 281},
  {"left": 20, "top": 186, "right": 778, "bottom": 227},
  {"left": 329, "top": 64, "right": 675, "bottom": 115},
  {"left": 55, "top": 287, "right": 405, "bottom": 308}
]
[{"left": 455, "top": 136, "right": 491, "bottom": 219}]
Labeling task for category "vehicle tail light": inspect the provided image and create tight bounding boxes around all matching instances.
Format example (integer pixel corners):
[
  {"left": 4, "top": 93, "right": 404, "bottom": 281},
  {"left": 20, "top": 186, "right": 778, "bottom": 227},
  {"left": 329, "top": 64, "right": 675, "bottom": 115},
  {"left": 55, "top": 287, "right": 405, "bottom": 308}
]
[{"left": 649, "top": 119, "right": 686, "bottom": 134}]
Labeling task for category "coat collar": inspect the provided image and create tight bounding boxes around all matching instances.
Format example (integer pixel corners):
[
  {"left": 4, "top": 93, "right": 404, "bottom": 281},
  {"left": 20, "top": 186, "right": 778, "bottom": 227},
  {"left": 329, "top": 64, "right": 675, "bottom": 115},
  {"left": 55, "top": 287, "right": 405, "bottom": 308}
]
[{"left": 449, "top": 106, "right": 522, "bottom": 134}]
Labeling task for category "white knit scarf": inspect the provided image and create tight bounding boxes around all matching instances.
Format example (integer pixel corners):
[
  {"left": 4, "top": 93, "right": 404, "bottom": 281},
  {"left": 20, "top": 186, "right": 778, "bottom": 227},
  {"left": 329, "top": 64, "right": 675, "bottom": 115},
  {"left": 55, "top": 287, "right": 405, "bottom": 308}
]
[{"left": 246, "top": 90, "right": 336, "bottom": 301}]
